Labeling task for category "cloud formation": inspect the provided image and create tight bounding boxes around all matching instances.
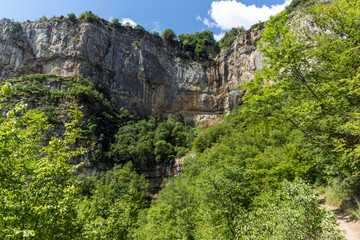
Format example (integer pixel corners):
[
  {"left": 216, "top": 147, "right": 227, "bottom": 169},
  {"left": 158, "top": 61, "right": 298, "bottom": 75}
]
[
  {"left": 208, "top": 0, "right": 291, "bottom": 30},
  {"left": 121, "top": 18, "right": 137, "bottom": 27},
  {"left": 152, "top": 21, "right": 161, "bottom": 33},
  {"left": 214, "top": 32, "right": 225, "bottom": 41}
]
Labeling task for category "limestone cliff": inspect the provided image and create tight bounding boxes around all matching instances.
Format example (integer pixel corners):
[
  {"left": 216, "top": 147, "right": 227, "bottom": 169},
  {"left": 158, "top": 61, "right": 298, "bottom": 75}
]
[{"left": 0, "top": 18, "right": 263, "bottom": 121}]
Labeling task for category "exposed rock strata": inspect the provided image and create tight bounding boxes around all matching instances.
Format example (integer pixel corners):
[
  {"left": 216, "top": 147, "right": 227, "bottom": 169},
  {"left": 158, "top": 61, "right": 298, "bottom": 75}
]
[{"left": 0, "top": 18, "right": 263, "bottom": 121}]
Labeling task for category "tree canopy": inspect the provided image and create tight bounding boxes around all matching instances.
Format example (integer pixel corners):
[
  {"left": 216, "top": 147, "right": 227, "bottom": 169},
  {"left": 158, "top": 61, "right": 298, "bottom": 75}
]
[{"left": 0, "top": 84, "right": 85, "bottom": 239}]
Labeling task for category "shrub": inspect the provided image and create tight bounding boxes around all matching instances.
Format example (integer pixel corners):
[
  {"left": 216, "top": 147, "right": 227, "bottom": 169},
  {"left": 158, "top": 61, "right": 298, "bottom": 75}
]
[
  {"left": 78, "top": 11, "right": 101, "bottom": 23},
  {"left": 108, "top": 18, "right": 121, "bottom": 28},
  {"left": 178, "top": 30, "right": 216, "bottom": 61},
  {"left": 39, "top": 15, "right": 48, "bottom": 21},
  {"left": 193, "top": 123, "right": 226, "bottom": 152},
  {"left": 134, "top": 24, "right": 146, "bottom": 35},
  {"left": 67, "top": 13, "right": 77, "bottom": 22},
  {"left": 161, "top": 29, "right": 176, "bottom": 41},
  {"left": 195, "top": 41, "right": 208, "bottom": 61},
  {"left": 216, "top": 27, "right": 245, "bottom": 49}
]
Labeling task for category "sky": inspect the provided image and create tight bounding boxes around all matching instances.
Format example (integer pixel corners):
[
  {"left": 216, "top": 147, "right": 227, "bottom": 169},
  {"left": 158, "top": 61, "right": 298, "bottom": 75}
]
[{"left": 1, "top": 0, "right": 291, "bottom": 41}]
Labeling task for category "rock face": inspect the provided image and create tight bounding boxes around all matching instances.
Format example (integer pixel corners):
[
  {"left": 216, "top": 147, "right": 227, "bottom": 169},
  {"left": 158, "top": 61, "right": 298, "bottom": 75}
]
[
  {"left": 216, "top": 29, "right": 264, "bottom": 112},
  {"left": 0, "top": 18, "right": 263, "bottom": 121},
  {"left": 143, "top": 156, "right": 190, "bottom": 199}
]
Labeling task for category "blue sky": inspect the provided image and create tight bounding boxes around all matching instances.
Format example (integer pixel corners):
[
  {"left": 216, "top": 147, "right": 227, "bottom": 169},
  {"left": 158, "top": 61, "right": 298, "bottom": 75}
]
[{"left": 1, "top": 0, "right": 290, "bottom": 40}]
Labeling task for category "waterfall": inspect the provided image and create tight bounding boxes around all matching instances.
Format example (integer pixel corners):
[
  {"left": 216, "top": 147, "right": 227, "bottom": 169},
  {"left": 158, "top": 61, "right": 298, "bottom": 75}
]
[
  {"left": 168, "top": 159, "right": 174, "bottom": 178},
  {"left": 233, "top": 35, "right": 239, "bottom": 79},
  {"left": 232, "top": 35, "right": 240, "bottom": 109},
  {"left": 165, "top": 159, "right": 174, "bottom": 186}
]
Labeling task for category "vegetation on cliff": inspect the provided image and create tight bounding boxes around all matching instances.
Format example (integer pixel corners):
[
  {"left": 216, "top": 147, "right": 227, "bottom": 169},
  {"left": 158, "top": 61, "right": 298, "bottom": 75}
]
[
  {"left": 0, "top": 84, "right": 85, "bottom": 239},
  {"left": 0, "top": 74, "right": 194, "bottom": 169}
]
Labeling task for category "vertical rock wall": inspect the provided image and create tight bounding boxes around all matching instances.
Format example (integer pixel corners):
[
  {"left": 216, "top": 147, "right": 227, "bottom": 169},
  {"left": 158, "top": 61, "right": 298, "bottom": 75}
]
[{"left": 0, "top": 18, "right": 264, "bottom": 121}]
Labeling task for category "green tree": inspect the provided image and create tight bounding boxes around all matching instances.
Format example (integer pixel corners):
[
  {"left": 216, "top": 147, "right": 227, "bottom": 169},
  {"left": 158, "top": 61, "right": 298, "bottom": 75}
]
[
  {"left": 195, "top": 40, "right": 208, "bottom": 61},
  {"left": 39, "top": 15, "right": 48, "bottom": 21},
  {"left": 235, "top": 181, "right": 343, "bottom": 239},
  {"left": 134, "top": 24, "right": 145, "bottom": 34},
  {"left": 161, "top": 29, "right": 176, "bottom": 41},
  {"left": 217, "top": 27, "right": 245, "bottom": 49},
  {"left": 178, "top": 30, "right": 216, "bottom": 60},
  {"left": 76, "top": 162, "right": 149, "bottom": 239},
  {"left": 244, "top": 0, "right": 360, "bottom": 178},
  {"left": 109, "top": 115, "right": 194, "bottom": 168},
  {"left": 78, "top": 11, "right": 101, "bottom": 23},
  {"left": 67, "top": 13, "right": 77, "bottom": 22},
  {"left": 0, "top": 84, "right": 85, "bottom": 239},
  {"left": 108, "top": 18, "right": 121, "bottom": 28}
]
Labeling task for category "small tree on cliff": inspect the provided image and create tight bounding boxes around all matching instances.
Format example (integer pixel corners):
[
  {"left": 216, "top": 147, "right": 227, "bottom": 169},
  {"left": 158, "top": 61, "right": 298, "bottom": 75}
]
[{"left": 161, "top": 29, "right": 176, "bottom": 42}]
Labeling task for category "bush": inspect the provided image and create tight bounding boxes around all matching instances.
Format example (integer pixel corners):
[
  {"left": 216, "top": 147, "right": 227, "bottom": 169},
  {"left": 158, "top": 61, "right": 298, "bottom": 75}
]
[
  {"left": 39, "top": 15, "right": 48, "bottom": 21},
  {"left": 67, "top": 13, "right": 77, "bottom": 22},
  {"left": 178, "top": 30, "right": 216, "bottom": 61},
  {"left": 193, "top": 123, "right": 226, "bottom": 152},
  {"left": 161, "top": 29, "right": 176, "bottom": 41},
  {"left": 78, "top": 11, "right": 101, "bottom": 23},
  {"left": 195, "top": 41, "right": 208, "bottom": 61},
  {"left": 216, "top": 27, "right": 245, "bottom": 49},
  {"left": 134, "top": 24, "right": 146, "bottom": 35},
  {"left": 235, "top": 181, "right": 343, "bottom": 239},
  {"left": 286, "top": 0, "right": 310, "bottom": 13},
  {"left": 108, "top": 18, "right": 121, "bottom": 28}
]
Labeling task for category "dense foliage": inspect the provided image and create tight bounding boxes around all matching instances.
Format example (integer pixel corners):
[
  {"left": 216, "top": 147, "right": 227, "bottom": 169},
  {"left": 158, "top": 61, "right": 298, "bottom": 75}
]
[
  {"left": 0, "top": 84, "right": 85, "bottom": 239},
  {"left": 1, "top": 75, "right": 194, "bottom": 169},
  {"left": 75, "top": 163, "right": 149, "bottom": 239},
  {"left": 178, "top": 30, "right": 216, "bottom": 61},
  {"left": 0, "top": 76, "right": 194, "bottom": 238},
  {"left": 2, "top": 74, "right": 120, "bottom": 165},
  {"left": 109, "top": 115, "right": 194, "bottom": 168}
]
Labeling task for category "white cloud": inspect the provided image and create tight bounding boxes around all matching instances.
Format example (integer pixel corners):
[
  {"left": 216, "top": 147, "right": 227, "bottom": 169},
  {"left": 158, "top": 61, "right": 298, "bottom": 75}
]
[
  {"left": 196, "top": 15, "right": 202, "bottom": 21},
  {"left": 203, "top": 17, "right": 217, "bottom": 28},
  {"left": 152, "top": 21, "right": 161, "bottom": 33},
  {"left": 121, "top": 18, "right": 137, "bottom": 27},
  {"left": 214, "top": 32, "right": 225, "bottom": 41},
  {"left": 208, "top": 0, "right": 291, "bottom": 30}
]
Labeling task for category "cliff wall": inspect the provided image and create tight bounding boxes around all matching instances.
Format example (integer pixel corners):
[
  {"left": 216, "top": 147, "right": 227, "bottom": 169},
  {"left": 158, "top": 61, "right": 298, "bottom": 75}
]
[{"left": 0, "top": 18, "right": 263, "bottom": 121}]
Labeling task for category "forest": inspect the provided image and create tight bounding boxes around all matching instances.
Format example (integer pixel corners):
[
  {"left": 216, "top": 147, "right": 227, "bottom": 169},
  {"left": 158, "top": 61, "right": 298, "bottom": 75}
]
[{"left": 1, "top": 0, "right": 360, "bottom": 239}]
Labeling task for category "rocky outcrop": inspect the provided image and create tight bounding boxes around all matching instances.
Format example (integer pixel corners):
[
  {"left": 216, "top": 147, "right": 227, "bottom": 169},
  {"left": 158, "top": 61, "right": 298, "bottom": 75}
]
[
  {"left": 143, "top": 155, "right": 191, "bottom": 199},
  {"left": 215, "top": 29, "right": 264, "bottom": 112},
  {"left": 0, "top": 18, "right": 263, "bottom": 121}
]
